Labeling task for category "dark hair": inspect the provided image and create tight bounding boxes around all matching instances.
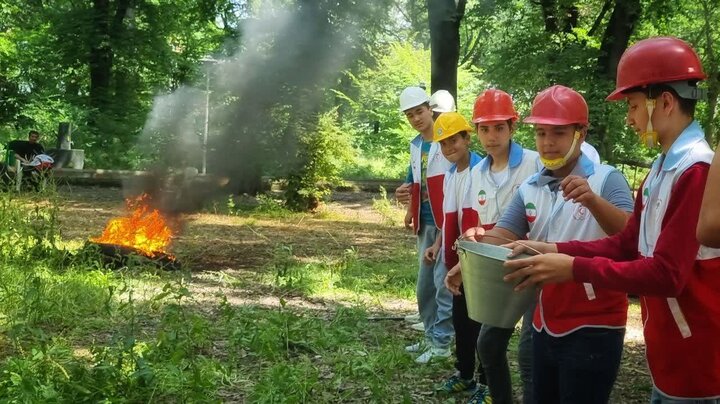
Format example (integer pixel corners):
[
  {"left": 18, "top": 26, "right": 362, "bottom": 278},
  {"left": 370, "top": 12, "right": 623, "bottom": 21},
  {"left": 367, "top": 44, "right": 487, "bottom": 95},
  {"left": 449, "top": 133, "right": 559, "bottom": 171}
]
[
  {"left": 475, "top": 120, "right": 514, "bottom": 130},
  {"left": 623, "top": 84, "right": 698, "bottom": 117},
  {"left": 28, "top": 130, "right": 40, "bottom": 137}
]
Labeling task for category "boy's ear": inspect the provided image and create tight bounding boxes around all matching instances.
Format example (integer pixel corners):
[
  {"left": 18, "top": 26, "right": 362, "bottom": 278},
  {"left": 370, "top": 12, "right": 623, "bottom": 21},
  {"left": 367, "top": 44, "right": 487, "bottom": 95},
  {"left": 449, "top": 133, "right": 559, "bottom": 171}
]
[{"left": 660, "top": 91, "right": 675, "bottom": 116}]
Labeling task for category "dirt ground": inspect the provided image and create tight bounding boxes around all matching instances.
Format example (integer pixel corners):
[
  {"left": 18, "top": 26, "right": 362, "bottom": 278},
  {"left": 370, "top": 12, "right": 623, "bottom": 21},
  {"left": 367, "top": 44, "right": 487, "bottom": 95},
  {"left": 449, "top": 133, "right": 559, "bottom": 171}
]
[{"left": 54, "top": 185, "right": 652, "bottom": 402}]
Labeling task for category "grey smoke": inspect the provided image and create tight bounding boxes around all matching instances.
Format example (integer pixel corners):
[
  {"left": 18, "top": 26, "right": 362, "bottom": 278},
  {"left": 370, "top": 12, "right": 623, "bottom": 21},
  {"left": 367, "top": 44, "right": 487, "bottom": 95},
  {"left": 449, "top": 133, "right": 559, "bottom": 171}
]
[{"left": 131, "top": 1, "right": 363, "bottom": 213}]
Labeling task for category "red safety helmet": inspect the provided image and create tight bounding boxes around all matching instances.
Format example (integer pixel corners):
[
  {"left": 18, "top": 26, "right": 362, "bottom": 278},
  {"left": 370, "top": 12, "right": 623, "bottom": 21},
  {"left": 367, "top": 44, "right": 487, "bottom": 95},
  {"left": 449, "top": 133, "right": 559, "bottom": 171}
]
[
  {"left": 524, "top": 85, "right": 589, "bottom": 126},
  {"left": 472, "top": 89, "right": 519, "bottom": 123},
  {"left": 607, "top": 36, "right": 706, "bottom": 101}
]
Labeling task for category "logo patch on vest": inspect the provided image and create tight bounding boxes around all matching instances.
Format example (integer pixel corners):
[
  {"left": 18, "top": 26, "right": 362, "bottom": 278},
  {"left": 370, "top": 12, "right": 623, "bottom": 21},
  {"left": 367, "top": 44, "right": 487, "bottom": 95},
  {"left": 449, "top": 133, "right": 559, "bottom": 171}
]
[
  {"left": 573, "top": 205, "right": 588, "bottom": 221},
  {"left": 478, "top": 190, "right": 487, "bottom": 206},
  {"left": 525, "top": 202, "right": 537, "bottom": 223}
]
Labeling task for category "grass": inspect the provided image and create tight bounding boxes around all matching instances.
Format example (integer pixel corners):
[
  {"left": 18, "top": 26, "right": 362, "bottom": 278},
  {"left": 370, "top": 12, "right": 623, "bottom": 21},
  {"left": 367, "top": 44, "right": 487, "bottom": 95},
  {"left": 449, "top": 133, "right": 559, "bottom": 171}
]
[{"left": 0, "top": 185, "right": 652, "bottom": 403}]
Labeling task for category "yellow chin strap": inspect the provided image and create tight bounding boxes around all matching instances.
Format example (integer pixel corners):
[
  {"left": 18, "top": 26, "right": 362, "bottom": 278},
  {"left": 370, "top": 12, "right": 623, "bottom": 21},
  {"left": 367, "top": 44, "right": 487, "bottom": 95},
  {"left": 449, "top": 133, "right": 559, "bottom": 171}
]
[
  {"left": 540, "top": 131, "right": 581, "bottom": 170},
  {"left": 640, "top": 99, "right": 659, "bottom": 148}
]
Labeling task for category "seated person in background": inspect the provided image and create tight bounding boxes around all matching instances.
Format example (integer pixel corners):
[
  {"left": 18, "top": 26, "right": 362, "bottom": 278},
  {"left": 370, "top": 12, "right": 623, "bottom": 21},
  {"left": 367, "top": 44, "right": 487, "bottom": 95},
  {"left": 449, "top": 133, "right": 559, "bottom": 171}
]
[
  {"left": 9, "top": 130, "right": 45, "bottom": 164},
  {"left": 8, "top": 130, "right": 55, "bottom": 176}
]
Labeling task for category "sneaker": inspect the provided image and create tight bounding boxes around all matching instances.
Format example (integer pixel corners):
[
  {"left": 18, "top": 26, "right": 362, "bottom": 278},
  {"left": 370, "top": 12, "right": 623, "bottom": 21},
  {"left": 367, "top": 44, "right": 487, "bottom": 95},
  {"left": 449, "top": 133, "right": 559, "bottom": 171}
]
[
  {"left": 405, "top": 340, "right": 428, "bottom": 353},
  {"left": 415, "top": 346, "right": 451, "bottom": 364},
  {"left": 410, "top": 322, "right": 425, "bottom": 331},
  {"left": 436, "top": 374, "right": 477, "bottom": 393},
  {"left": 467, "top": 386, "right": 492, "bottom": 404},
  {"left": 404, "top": 313, "right": 421, "bottom": 323}
]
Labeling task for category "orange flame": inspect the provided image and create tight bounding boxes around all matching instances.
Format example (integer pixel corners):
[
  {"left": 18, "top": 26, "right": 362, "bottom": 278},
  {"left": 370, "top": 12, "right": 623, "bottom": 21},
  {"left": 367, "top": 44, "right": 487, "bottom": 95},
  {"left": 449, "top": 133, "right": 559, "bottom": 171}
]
[{"left": 91, "top": 194, "right": 173, "bottom": 257}]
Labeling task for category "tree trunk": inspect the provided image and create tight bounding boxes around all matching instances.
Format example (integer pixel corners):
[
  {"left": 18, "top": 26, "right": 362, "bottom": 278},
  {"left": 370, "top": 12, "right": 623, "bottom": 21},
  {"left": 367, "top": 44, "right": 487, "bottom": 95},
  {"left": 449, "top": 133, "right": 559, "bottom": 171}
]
[
  {"left": 595, "top": 0, "right": 641, "bottom": 160},
  {"left": 428, "top": 0, "right": 467, "bottom": 99},
  {"left": 89, "top": 0, "right": 130, "bottom": 113},
  {"left": 597, "top": 0, "right": 641, "bottom": 79},
  {"left": 89, "top": 0, "right": 112, "bottom": 111},
  {"left": 540, "top": 0, "right": 558, "bottom": 32}
]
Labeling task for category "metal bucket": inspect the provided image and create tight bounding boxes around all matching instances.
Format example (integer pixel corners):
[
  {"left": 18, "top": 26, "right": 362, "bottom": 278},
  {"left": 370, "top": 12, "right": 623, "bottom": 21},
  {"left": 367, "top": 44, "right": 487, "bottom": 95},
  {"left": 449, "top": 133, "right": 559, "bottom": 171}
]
[{"left": 456, "top": 240, "right": 537, "bottom": 328}]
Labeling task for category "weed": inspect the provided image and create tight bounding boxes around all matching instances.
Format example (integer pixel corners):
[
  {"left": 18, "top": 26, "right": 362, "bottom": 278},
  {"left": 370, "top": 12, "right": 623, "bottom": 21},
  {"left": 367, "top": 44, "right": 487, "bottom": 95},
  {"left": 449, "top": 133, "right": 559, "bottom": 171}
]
[{"left": 372, "top": 185, "right": 404, "bottom": 226}]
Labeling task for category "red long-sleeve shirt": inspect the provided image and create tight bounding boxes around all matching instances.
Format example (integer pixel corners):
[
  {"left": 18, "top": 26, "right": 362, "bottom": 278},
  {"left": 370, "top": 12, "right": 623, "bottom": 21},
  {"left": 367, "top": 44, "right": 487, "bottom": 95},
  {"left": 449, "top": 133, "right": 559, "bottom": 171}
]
[{"left": 557, "top": 163, "right": 709, "bottom": 297}]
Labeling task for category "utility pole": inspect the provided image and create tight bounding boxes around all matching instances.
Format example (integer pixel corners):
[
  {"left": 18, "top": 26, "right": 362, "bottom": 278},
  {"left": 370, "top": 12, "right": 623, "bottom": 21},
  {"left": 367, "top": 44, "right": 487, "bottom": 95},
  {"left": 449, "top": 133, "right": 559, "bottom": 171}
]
[{"left": 200, "top": 58, "right": 218, "bottom": 175}]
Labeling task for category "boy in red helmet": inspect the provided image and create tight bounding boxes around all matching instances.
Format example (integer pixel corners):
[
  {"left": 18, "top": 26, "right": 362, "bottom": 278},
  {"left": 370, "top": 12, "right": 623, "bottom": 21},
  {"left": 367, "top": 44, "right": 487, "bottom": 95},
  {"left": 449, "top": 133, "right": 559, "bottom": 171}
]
[
  {"left": 447, "top": 85, "right": 634, "bottom": 403},
  {"left": 504, "top": 37, "right": 720, "bottom": 402},
  {"left": 465, "top": 89, "right": 543, "bottom": 403},
  {"left": 434, "top": 90, "right": 540, "bottom": 401}
]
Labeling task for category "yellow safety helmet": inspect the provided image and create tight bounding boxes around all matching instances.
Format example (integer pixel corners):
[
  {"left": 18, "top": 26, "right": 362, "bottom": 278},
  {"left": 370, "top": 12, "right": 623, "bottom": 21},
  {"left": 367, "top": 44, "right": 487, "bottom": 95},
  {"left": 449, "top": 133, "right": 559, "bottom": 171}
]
[{"left": 433, "top": 112, "right": 473, "bottom": 142}]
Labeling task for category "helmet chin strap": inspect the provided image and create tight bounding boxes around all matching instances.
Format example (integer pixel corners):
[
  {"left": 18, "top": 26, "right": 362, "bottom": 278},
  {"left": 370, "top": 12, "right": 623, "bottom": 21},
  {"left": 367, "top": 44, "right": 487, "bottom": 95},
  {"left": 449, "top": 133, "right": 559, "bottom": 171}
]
[
  {"left": 640, "top": 99, "right": 660, "bottom": 148},
  {"left": 540, "top": 131, "right": 581, "bottom": 170}
]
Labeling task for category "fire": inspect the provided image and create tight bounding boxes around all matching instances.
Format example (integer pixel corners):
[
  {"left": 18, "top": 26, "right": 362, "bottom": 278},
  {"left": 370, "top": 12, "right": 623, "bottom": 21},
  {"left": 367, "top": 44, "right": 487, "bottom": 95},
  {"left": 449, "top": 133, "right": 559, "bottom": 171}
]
[{"left": 91, "top": 194, "right": 173, "bottom": 257}]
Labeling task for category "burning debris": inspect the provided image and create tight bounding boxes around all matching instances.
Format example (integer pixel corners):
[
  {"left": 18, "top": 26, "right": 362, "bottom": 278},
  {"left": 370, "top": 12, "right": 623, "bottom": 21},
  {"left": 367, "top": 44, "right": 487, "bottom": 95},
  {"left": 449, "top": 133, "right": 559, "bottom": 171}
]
[{"left": 88, "top": 194, "right": 180, "bottom": 270}]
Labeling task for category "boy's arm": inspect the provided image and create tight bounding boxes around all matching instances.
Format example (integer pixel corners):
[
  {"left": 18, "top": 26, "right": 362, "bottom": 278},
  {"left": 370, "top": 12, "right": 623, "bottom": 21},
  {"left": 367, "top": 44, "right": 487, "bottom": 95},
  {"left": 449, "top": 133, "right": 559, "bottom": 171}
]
[
  {"left": 567, "top": 165, "right": 708, "bottom": 297},
  {"left": 558, "top": 179, "right": 643, "bottom": 262},
  {"left": 561, "top": 171, "right": 633, "bottom": 235},
  {"left": 395, "top": 165, "right": 413, "bottom": 205},
  {"left": 698, "top": 145, "right": 720, "bottom": 246}
]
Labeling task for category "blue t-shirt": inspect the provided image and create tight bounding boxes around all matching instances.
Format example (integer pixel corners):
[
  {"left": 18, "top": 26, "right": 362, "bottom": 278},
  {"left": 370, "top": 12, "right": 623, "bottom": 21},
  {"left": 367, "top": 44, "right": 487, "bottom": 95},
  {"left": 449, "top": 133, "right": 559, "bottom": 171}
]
[
  {"left": 496, "top": 161, "right": 634, "bottom": 238},
  {"left": 405, "top": 141, "right": 435, "bottom": 226}
]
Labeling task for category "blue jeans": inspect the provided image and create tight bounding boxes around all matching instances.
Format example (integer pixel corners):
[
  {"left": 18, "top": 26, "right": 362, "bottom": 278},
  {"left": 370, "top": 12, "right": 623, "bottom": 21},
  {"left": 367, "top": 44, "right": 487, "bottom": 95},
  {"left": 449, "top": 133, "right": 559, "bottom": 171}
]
[
  {"left": 533, "top": 327, "right": 624, "bottom": 404},
  {"left": 477, "top": 303, "right": 535, "bottom": 404},
  {"left": 416, "top": 223, "right": 454, "bottom": 348},
  {"left": 651, "top": 388, "right": 720, "bottom": 404}
]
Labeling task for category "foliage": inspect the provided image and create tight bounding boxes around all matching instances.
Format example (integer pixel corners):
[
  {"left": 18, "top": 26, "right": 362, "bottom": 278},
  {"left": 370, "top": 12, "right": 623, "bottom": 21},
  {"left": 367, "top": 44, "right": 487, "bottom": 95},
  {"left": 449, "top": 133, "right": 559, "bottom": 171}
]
[{"left": 285, "top": 108, "right": 354, "bottom": 211}]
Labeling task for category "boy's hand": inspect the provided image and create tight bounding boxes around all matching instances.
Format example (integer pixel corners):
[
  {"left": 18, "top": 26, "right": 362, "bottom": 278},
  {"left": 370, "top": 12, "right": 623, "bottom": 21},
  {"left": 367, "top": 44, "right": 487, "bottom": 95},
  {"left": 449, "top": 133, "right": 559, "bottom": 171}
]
[
  {"left": 423, "top": 244, "right": 439, "bottom": 263},
  {"left": 462, "top": 226, "right": 486, "bottom": 241},
  {"left": 560, "top": 175, "right": 597, "bottom": 206},
  {"left": 404, "top": 210, "right": 413, "bottom": 230},
  {"left": 503, "top": 253, "right": 574, "bottom": 291},
  {"left": 395, "top": 183, "right": 411, "bottom": 205},
  {"left": 444, "top": 263, "right": 463, "bottom": 296},
  {"left": 502, "top": 240, "right": 557, "bottom": 257}
]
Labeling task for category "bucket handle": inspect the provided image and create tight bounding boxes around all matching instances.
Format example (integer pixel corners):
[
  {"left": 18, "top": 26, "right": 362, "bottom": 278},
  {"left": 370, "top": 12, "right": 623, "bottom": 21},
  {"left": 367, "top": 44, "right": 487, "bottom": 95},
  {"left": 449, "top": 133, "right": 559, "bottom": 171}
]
[{"left": 454, "top": 235, "right": 544, "bottom": 256}]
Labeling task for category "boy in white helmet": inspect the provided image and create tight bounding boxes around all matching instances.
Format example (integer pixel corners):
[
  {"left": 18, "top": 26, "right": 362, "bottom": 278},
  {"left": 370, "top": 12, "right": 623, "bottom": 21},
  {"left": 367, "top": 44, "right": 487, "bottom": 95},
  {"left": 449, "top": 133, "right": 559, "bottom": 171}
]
[
  {"left": 401, "top": 89, "right": 457, "bottom": 330},
  {"left": 398, "top": 86, "right": 455, "bottom": 363}
]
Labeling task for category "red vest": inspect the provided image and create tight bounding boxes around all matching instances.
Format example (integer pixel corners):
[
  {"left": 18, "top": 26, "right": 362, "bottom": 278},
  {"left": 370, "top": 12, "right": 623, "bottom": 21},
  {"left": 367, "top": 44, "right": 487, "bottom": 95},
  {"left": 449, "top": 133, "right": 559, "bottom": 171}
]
[
  {"left": 638, "top": 124, "right": 720, "bottom": 398},
  {"left": 409, "top": 135, "right": 451, "bottom": 233},
  {"left": 442, "top": 152, "right": 482, "bottom": 268}
]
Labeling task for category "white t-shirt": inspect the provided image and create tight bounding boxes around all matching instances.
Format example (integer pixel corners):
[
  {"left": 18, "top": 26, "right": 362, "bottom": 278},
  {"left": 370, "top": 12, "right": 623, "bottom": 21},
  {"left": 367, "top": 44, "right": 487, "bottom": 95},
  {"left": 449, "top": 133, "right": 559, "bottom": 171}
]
[
  {"left": 489, "top": 167, "right": 509, "bottom": 187},
  {"left": 453, "top": 167, "right": 470, "bottom": 213}
]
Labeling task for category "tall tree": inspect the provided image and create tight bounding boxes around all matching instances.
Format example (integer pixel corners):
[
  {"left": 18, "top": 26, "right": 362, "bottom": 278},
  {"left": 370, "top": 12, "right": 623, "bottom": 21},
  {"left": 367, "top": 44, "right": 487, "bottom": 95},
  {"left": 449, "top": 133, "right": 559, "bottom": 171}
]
[{"left": 428, "top": 0, "right": 467, "bottom": 98}]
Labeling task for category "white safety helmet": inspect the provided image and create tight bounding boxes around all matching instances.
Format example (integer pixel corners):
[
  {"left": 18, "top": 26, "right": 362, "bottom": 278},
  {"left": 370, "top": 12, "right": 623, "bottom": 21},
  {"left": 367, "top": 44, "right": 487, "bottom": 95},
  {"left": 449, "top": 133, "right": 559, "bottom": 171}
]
[
  {"left": 399, "top": 86, "right": 430, "bottom": 112},
  {"left": 429, "top": 90, "right": 456, "bottom": 113}
]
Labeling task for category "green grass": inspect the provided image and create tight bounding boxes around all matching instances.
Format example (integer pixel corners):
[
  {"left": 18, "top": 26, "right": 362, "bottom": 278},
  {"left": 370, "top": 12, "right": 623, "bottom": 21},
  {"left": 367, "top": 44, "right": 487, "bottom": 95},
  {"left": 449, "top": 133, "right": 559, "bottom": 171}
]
[{"left": 0, "top": 188, "right": 652, "bottom": 403}]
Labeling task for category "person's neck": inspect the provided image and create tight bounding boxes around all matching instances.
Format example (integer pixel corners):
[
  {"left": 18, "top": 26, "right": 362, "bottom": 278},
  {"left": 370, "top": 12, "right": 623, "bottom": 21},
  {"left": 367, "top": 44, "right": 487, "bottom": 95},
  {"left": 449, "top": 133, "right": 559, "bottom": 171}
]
[
  {"left": 659, "top": 116, "right": 694, "bottom": 154},
  {"left": 455, "top": 152, "right": 470, "bottom": 172},
  {"left": 421, "top": 127, "right": 434, "bottom": 142},
  {"left": 549, "top": 156, "right": 579, "bottom": 178},
  {"left": 490, "top": 150, "right": 509, "bottom": 172}
]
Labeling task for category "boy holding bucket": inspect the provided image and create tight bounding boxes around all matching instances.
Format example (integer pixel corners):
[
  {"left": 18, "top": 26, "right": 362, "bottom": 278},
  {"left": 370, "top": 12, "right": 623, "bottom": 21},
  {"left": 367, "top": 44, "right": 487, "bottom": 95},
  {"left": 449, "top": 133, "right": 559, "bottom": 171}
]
[
  {"left": 398, "top": 86, "right": 455, "bottom": 363},
  {"left": 425, "top": 111, "right": 487, "bottom": 393},
  {"left": 505, "top": 37, "right": 720, "bottom": 403},
  {"left": 466, "top": 89, "right": 540, "bottom": 403},
  {"left": 447, "top": 85, "right": 634, "bottom": 403}
]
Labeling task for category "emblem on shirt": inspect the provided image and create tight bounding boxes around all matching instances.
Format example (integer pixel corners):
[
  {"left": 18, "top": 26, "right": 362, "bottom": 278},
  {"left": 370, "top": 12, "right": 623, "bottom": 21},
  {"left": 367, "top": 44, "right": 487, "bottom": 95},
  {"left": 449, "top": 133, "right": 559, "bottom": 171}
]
[
  {"left": 642, "top": 186, "right": 650, "bottom": 209},
  {"left": 478, "top": 190, "right": 487, "bottom": 206},
  {"left": 573, "top": 205, "right": 588, "bottom": 221},
  {"left": 525, "top": 202, "right": 537, "bottom": 223}
]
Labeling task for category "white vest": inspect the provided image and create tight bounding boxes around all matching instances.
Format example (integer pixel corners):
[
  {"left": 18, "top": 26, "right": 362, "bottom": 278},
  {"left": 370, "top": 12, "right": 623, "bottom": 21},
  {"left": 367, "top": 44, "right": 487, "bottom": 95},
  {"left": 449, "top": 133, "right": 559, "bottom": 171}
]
[
  {"left": 471, "top": 147, "right": 540, "bottom": 227},
  {"left": 639, "top": 128, "right": 720, "bottom": 339},
  {"left": 521, "top": 162, "right": 615, "bottom": 304},
  {"left": 640, "top": 137, "right": 718, "bottom": 260},
  {"left": 522, "top": 164, "right": 614, "bottom": 243}
]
